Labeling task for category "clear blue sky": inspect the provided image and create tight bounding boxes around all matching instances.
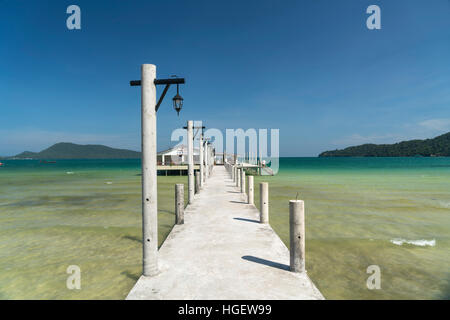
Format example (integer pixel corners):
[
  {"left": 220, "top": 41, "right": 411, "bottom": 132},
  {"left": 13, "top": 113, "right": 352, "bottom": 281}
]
[{"left": 1, "top": 0, "right": 449, "bottom": 156}]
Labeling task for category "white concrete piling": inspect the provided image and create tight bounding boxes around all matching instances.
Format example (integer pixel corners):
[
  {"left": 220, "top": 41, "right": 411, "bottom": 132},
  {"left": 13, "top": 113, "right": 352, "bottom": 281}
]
[
  {"left": 199, "top": 134, "right": 204, "bottom": 188},
  {"left": 236, "top": 168, "right": 241, "bottom": 188},
  {"left": 241, "top": 168, "right": 246, "bottom": 194},
  {"left": 175, "top": 184, "right": 184, "bottom": 225},
  {"left": 231, "top": 165, "right": 235, "bottom": 181},
  {"left": 260, "top": 182, "right": 269, "bottom": 224},
  {"left": 187, "top": 121, "right": 194, "bottom": 204},
  {"left": 141, "top": 64, "right": 158, "bottom": 276},
  {"left": 248, "top": 175, "right": 254, "bottom": 205},
  {"left": 204, "top": 141, "right": 208, "bottom": 181},
  {"left": 289, "top": 200, "right": 305, "bottom": 273},
  {"left": 195, "top": 171, "right": 200, "bottom": 194}
]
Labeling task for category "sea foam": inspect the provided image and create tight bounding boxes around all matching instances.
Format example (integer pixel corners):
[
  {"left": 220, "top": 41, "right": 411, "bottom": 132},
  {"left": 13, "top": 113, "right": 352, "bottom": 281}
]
[{"left": 390, "top": 239, "right": 436, "bottom": 247}]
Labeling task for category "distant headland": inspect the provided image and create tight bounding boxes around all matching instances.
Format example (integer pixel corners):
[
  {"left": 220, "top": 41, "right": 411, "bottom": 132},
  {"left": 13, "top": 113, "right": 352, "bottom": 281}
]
[
  {"left": 319, "top": 132, "right": 450, "bottom": 157},
  {"left": 2, "top": 142, "right": 141, "bottom": 160}
]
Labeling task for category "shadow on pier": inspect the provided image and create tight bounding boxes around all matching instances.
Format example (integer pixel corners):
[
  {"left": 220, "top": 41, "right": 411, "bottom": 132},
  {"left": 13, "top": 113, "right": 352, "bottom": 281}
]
[
  {"left": 242, "top": 255, "right": 290, "bottom": 271},
  {"left": 233, "top": 217, "right": 259, "bottom": 224}
]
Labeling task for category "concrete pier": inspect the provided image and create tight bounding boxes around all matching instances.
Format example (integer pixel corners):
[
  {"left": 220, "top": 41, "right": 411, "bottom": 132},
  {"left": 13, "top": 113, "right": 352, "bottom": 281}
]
[{"left": 127, "top": 166, "right": 323, "bottom": 300}]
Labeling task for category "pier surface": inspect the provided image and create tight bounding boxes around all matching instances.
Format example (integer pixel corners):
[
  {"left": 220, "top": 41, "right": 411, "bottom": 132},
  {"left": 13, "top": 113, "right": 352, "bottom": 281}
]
[{"left": 126, "top": 166, "right": 324, "bottom": 300}]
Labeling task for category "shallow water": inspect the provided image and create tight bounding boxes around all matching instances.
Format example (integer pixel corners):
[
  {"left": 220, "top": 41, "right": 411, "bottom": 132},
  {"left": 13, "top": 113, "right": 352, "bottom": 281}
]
[
  {"left": 253, "top": 157, "right": 450, "bottom": 299},
  {"left": 0, "top": 159, "right": 186, "bottom": 299},
  {"left": 0, "top": 158, "right": 449, "bottom": 299}
]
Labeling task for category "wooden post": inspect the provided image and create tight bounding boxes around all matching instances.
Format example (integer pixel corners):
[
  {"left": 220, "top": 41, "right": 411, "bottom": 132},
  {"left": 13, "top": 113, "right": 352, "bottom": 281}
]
[
  {"left": 260, "top": 182, "right": 269, "bottom": 223},
  {"left": 248, "top": 175, "right": 254, "bottom": 205},
  {"left": 141, "top": 64, "right": 158, "bottom": 276},
  {"left": 289, "top": 200, "right": 305, "bottom": 272},
  {"left": 175, "top": 184, "right": 184, "bottom": 224}
]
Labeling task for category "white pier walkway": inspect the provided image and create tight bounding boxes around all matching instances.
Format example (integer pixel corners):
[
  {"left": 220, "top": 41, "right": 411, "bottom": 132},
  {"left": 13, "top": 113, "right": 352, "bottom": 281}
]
[{"left": 126, "top": 166, "right": 324, "bottom": 300}]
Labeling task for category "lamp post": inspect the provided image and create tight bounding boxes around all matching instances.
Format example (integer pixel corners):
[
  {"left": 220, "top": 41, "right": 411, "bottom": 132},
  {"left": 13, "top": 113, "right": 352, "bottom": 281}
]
[
  {"left": 130, "top": 64, "right": 185, "bottom": 277},
  {"left": 187, "top": 121, "right": 194, "bottom": 204}
]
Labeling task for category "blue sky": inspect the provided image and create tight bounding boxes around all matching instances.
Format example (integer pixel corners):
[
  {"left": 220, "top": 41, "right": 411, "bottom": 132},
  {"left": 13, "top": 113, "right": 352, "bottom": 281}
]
[{"left": 1, "top": 0, "right": 449, "bottom": 156}]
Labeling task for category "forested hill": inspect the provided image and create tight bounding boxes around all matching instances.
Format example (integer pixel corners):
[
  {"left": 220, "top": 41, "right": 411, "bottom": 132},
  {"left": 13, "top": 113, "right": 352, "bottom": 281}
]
[
  {"left": 319, "top": 132, "right": 450, "bottom": 157},
  {"left": 9, "top": 143, "right": 141, "bottom": 159}
]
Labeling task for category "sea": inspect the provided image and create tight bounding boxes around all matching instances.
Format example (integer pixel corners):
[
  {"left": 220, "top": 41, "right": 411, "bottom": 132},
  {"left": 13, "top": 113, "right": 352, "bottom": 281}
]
[{"left": 0, "top": 158, "right": 449, "bottom": 299}]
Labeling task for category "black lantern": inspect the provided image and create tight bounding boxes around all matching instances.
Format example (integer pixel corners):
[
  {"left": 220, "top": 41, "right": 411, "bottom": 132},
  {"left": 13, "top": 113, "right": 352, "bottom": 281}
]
[{"left": 172, "top": 84, "right": 183, "bottom": 116}]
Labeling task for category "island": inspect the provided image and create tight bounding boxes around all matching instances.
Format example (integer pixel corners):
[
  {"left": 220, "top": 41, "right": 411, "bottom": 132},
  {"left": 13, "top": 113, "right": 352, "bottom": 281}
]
[
  {"left": 319, "top": 132, "right": 450, "bottom": 157},
  {"left": 4, "top": 142, "right": 141, "bottom": 159}
]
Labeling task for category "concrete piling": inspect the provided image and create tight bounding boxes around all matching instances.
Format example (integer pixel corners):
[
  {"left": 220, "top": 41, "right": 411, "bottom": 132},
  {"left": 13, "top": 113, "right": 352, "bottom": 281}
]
[
  {"left": 204, "top": 141, "right": 208, "bottom": 180},
  {"left": 199, "top": 134, "right": 204, "bottom": 188},
  {"left": 175, "top": 184, "right": 184, "bottom": 225},
  {"left": 231, "top": 165, "right": 235, "bottom": 181},
  {"left": 195, "top": 171, "right": 200, "bottom": 194},
  {"left": 187, "top": 120, "right": 194, "bottom": 204},
  {"left": 236, "top": 168, "right": 241, "bottom": 188},
  {"left": 260, "top": 182, "right": 269, "bottom": 224},
  {"left": 289, "top": 200, "right": 305, "bottom": 273},
  {"left": 241, "top": 169, "right": 246, "bottom": 194},
  {"left": 248, "top": 175, "right": 254, "bottom": 205},
  {"left": 141, "top": 64, "right": 158, "bottom": 276}
]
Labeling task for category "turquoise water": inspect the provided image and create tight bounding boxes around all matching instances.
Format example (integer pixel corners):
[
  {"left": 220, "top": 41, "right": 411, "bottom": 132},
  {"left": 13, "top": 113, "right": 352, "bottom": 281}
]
[
  {"left": 254, "top": 157, "right": 450, "bottom": 299},
  {"left": 0, "top": 158, "right": 449, "bottom": 299}
]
